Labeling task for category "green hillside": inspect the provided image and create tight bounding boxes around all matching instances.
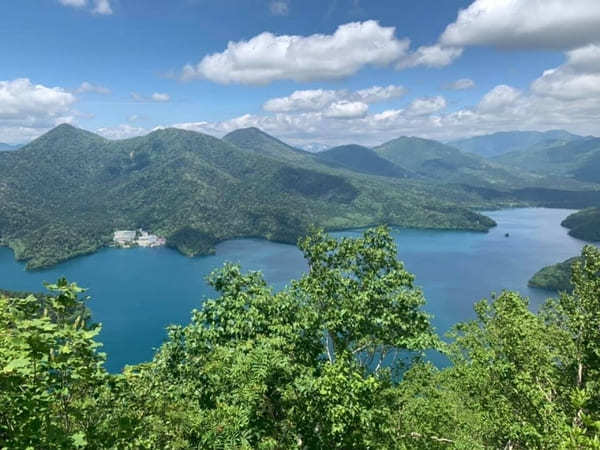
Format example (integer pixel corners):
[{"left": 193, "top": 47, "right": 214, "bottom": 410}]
[
  {"left": 373, "top": 136, "right": 537, "bottom": 189},
  {"left": 0, "top": 124, "right": 498, "bottom": 269},
  {"left": 450, "top": 130, "right": 581, "bottom": 158},
  {"left": 528, "top": 257, "right": 579, "bottom": 292},
  {"left": 562, "top": 208, "right": 600, "bottom": 241},
  {"left": 316, "top": 144, "right": 411, "bottom": 178},
  {"left": 494, "top": 137, "right": 600, "bottom": 179}
]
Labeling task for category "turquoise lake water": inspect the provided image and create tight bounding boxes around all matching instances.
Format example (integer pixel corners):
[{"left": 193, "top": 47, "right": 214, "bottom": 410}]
[{"left": 0, "top": 208, "right": 590, "bottom": 372}]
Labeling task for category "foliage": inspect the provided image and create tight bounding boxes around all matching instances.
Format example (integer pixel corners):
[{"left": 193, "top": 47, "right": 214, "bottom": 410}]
[{"left": 1, "top": 229, "right": 600, "bottom": 448}]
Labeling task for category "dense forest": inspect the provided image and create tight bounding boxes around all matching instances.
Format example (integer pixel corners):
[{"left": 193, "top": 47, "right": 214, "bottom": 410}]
[
  {"left": 1, "top": 228, "right": 599, "bottom": 448},
  {"left": 2, "top": 125, "right": 599, "bottom": 271}
]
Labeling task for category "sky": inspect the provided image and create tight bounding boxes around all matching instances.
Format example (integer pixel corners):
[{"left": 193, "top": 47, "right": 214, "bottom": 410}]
[{"left": 1, "top": 0, "right": 600, "bottom": 147}]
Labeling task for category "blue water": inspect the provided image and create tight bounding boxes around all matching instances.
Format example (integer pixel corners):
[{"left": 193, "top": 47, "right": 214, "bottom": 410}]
[{"left": 0, "top": 208, "right": 590, "bottom": 372}]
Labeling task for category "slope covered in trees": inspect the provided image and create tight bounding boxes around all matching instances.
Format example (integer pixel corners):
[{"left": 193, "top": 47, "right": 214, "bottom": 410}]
[
  {"left": 495, "top": 137, "right": 600, "bottom": 181},
  {"left": 528, "top": 257, "right": 579, "bottom": 292},
  {"left": 316, "top": 144, "right": 411, "bottom": 178},
  {"left": 562, "top": 208, "right": 600, "bottom": 242},
  {"left": 2, "top": 229, "right": 599, "bottom": 448},
  {"left": 450, "top": 130, "right": 581, "bottom": 158},
  {"left": 0, "top": 124, "right": 499, "bottom": 269}
]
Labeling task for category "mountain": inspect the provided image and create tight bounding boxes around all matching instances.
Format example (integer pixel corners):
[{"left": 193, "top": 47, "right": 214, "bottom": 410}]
[
  {"left": 561, "top": 208, "right": 600, "bottom": 241},
  {"left": 372, "top": 136, "right": 535, "bottom": 189},
  {"left": 0, "top": 142, "right": 20, "bottom": 151},
  {"left": 315, "top": 144, "right": 411, "bottom": 178},
  {"left": 450, "top": 130, "right": 582, "bottom": 158},
  {"left": 223, "top": 127, "right": 313, "bottom": 165},
  {"left": 0, "top": 124, "right": 498, "bottom": 269},
  {"left": 495, "top": 137, "right": 600, "bottom": 181}
]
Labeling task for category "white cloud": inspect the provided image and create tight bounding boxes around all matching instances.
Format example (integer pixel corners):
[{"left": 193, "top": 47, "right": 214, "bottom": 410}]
[
  {"left": 531, "top": 44, "right": 600, "bottom": 100},
  {"left": 355, "top": 85, "right": 407, "bottom": 103},
  {"left": 92, "top": 0, "right": 112, "bottom": 14},
  {"left": 59, "top": 0, "right": 86, "bottom": 7},
  {"left": 440, "top": 0, "right": 600, "bottom": 50},
  {"left": 397, "top": 44, "right": 463, "bottom": 69},
  {"left": 263, "top": 84, "right": 405, "bottom": 113},
  {"left": 324, "top": 101, "right": 368, "bottom": 119},
  {"left": 131, "top": 92, "right": 171, "bottom": 102},
  {"left": 151, "top": 92, "right": 170, "bottom": 102},
  {"left": 445, "top": 78, "right": 475, "bottom": 91},
  {"left": 478, "top": 85, "right": 521, "bottom": 112},
  {"left": 96, "top": 124, "right": 149, "bottom": 140},
  {"left": 58, "top": 0, "right": 112, "bottom": 14},
  {"left": 74, "top": 81, "right": 110, "bottom": 95},
  {"left": 406, "top": 96, "right": 447, "bottom": 116},
  {"left": 0, "top": 78, "right": 78, "bottom": 144},
  {"left": 181, "top": 21, "right": 409, "bottom": 84},
  {"left": 269, "top": 0, "right": 289, "bottom": 16}
]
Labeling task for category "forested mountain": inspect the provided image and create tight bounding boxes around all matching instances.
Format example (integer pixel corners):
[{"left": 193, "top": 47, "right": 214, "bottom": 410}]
[
  {"left": 450, "top": 130, "right": 581, "bottom": 158},
  {"left": 372, "top": 136, "right": 538, "bottom": 189},
  {"left": 0, "top": 124, "right": 498, "bottom": 269},
  {"left": 562, "top": 208, "right": 600, "bottom": 241},
  {"left": 223, "top": 127, "right": 312, "bottom": 164},
  {"left": 529, "top": 256, "right": 578, "bottom": 292},
  {"left": 316, "top": 144, "right": 411, "bottom": 178},
  {"left": 494, "top": 137, "right": 600, "bottom": 180}
]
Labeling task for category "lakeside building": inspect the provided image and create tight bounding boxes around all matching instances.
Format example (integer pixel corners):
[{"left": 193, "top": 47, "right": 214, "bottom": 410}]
[{"left": 113, "top": 229, "right": 166, "bottom": 248}]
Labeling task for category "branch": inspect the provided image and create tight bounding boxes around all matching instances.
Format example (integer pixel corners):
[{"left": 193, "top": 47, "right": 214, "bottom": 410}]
[{"left": 401, "top": 432, "right": 454, "bottom": 444}]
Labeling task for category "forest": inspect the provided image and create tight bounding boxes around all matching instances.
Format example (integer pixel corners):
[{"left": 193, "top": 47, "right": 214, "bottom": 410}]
[{"left": 2, "top": 227, "right": 599, "bottom": 449}]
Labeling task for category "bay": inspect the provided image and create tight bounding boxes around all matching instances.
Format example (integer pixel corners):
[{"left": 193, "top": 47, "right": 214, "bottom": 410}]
[{"left": 0, "top": 208, "right": 589, "bottom": 372}]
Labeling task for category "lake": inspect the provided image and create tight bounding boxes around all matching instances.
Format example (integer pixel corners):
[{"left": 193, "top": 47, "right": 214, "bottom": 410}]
[{"left": 0, "top": 208, "right": 590, "bottom": 372}]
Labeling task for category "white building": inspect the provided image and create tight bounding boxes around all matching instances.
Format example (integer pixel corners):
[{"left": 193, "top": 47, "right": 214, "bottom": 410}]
[{"left": 113, "top": 230, "right": 136, "bottom": 245}]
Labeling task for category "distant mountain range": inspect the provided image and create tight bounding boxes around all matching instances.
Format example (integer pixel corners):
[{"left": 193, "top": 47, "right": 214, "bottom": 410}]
[
  {"left": 449, "top": 130, "right": 582, "bottom": 158},
  {"left": 0, "top": 142, "right": 21, "bottom": 151}
]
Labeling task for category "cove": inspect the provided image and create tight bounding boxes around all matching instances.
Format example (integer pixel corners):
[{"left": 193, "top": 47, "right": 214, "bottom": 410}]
[{"left": 0, "top": 208, "right": 590, "bottom": 372}]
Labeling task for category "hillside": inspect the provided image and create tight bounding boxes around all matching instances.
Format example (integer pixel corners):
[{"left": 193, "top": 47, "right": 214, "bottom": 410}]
[
  {"left": 528, "top": 257, "right": 578, "bottom": 292},
  {"left": 223, "top": 127, "right": 312, "bottom": 165},
  {"left": 373, "top": 136, "right": 536, "bottom": 189},
  {"left": 561, "top": 208, "right": 600, "bottom": 241},
  {"left": 0, "top": 124, "right": 498, "bottom": 269},
  {"left": 315, "top": 144, "right": 411, "bottom": 178},
  {"left": 450, "top": 130, "right": 581, "bottom": 158},
  {"left": 494, "top": 137, "right": 600, "bottom": 180}
]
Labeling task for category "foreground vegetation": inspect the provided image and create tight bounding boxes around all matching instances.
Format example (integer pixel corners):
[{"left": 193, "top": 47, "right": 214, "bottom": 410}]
[{"left": 2, "top": 228, "right": 599, "bottom": 449}]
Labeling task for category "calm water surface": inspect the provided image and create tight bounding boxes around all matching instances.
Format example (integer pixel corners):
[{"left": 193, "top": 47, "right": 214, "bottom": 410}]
[{"left": 0, "top": 208, "right": 590, "bottom": 371}]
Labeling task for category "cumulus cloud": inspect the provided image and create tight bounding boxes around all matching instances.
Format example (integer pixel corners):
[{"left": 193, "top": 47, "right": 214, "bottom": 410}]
[
  {"left": 269, "top": 0, "right": 289, "bottom": 16},
  {"left": 74, "top": 81, "right": 110, "bottom": 95},
  {"left": 406, "top": 96, "right": 447, "bottom": 116},
  {"left": 263, "top": 84, "right": 405, "bottom": 113},
  {"left": 0, "top": 78, "right": 78, "bottom": 143},
  {"left": 531, "top": 44, "right": 600, "bottom": 100},
  {"left": 397, "top": 44, "right": 463, "bottom": 69},
  {"left": 444, "top": 78, "right": 475, "bottom": 91},
  {"left": 440, "top": 0, "right": 600, "bottom": 50},
  {"left": 324, "top": 101, "right": 368, "bottom": 119},
  {"left": 478, "top": 85, "right": 521, "bottom": 112},
  {"left": 181, "top": 21, "right": 409, "bottom": 84}
]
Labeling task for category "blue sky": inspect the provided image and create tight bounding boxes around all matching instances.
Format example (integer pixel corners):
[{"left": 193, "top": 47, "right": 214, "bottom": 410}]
[{"left": 1, "top": 0, "right": 599, "bottom": 146}]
